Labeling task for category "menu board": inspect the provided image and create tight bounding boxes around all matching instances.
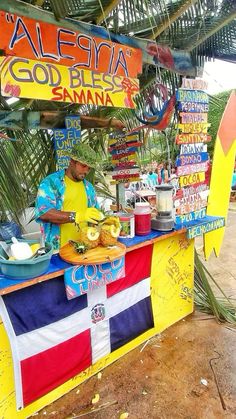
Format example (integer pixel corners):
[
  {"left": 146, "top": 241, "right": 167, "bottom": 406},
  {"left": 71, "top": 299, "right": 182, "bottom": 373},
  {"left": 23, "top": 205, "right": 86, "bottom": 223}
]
[
  {"left": 174, "top": 79, "right": 211, "bottom": 225},
  {"left": 53, "top": 115, "right": 81, "bottom": 170},
  {"left": 108, "top": 132, "right": 142, "bottom": 185}
]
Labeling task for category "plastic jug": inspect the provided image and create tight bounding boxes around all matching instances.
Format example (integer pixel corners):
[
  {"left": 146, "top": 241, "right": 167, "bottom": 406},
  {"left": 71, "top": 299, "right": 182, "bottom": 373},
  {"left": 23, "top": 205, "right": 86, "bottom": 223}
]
[
  {"left": 134, "top": 203, "right": 151, "bottom": 236},
  {"left": 10, "top": 237, "right": 33, "bottom": 260}
]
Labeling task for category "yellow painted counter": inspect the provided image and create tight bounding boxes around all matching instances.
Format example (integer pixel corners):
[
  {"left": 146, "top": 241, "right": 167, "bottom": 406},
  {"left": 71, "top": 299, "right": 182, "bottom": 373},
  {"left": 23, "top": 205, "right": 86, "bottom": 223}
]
[{"left": 0, "top": 231, "right": 194, "bottom": 418}]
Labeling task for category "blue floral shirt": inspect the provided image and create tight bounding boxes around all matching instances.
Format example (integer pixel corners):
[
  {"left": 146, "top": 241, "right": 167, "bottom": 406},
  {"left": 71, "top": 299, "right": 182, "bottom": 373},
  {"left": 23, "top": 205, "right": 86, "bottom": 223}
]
[{"left": 35, "top": 170, "right": 99, "bottom": 251}]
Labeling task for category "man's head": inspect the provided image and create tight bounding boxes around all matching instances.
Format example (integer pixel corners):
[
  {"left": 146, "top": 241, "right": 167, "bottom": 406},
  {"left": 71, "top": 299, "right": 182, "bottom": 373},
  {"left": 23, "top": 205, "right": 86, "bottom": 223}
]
[{"left": 67, "top": 144, "right": 97, "bottom": 181}]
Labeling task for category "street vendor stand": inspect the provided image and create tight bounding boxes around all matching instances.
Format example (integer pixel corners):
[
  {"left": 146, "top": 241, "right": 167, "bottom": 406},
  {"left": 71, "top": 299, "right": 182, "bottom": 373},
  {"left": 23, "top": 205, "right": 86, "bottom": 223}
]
[{"left": 0, "top": 215, "right": 224, "bottom": 418}]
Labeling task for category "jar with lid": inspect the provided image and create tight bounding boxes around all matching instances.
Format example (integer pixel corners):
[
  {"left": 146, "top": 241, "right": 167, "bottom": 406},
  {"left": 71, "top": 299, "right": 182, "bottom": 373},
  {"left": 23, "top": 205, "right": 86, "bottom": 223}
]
[{"left": 134, "top": 203, "right": 151, "bottom": 236}]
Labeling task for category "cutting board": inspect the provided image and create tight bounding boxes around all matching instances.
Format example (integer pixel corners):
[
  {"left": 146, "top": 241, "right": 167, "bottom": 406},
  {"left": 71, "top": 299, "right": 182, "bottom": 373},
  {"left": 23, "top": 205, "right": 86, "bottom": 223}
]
[{"left": 59, "top": 242, "right": 126, "bottom": 265}]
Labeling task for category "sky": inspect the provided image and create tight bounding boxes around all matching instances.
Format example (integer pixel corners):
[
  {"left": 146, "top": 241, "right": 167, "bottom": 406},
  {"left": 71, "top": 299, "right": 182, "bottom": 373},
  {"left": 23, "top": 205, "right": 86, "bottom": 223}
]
[{"left": 203, "top": 59, "right": 236, "bottom": 95}]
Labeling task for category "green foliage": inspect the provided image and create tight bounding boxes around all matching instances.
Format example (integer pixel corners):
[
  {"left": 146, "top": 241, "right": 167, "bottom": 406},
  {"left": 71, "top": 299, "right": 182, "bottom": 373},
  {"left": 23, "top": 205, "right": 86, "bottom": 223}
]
[{"left": 208, "top": 90, "right": 232, "bottom": 158}]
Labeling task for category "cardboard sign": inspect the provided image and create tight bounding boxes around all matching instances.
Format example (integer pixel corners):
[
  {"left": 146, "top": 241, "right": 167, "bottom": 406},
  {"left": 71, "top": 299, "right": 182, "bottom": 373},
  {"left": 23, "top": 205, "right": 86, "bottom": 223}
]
[
  {"left": 176, "top": 133, "right": 211, "bottom": 145},
  {"left": 180, "top": 113, "right": 208, "bottom": 124},
  {"left": 187, "top": 218, "right": 225, "bottom": 239},
  {"left": 177, "top": 162, "right": 208, "bottom": 176},
  {"left": 178, "top": 102, "right": 209, "bottom": 113},
  {"left": 179, "top": 172, "right": 205, "bottom": 187},
  {"left": 177, "top": 123, "right": 211, "bottom": 134},
  {"left": 176, "top": 152, "right": 209, "bottom": 166},
  {"left": 175, "top": 208, "right": 206, "bottom": 224},
  {"left": 176, "top": 90, "right": 209, "bottom": 103},
  {"left": 0, "top": 56, "right": 139, "bottom": 109},
  {"left": 0, "top": 11, "right": 142, "bottom": 78}
]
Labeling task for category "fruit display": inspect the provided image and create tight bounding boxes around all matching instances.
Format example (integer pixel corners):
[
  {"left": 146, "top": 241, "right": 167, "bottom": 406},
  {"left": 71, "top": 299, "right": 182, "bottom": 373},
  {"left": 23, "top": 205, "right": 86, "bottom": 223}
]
[{"left": 71, "top": 213, "right": 121, "bottom": 253}]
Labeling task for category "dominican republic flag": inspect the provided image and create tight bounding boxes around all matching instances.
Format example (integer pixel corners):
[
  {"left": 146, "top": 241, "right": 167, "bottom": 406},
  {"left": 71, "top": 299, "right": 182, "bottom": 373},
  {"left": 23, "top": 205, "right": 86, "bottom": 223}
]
[{"left": 0, "top": 245, "right": 154, "bottom": 409}]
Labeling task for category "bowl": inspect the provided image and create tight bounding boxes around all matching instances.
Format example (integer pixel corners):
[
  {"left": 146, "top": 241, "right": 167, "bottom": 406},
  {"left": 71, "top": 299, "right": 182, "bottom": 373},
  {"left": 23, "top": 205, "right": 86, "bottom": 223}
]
[{"left": 0, "top": 243, "right": 53, "bottom": 280}]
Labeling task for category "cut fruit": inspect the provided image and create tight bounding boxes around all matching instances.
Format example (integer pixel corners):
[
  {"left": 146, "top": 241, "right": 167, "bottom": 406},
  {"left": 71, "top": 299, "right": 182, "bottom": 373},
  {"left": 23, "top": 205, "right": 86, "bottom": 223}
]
[
  {"left": 110, "top": 225, "right": 121, "bottom": 238},
  {"left": 87, "top": 227, "right": 100, "bottom": 241}
]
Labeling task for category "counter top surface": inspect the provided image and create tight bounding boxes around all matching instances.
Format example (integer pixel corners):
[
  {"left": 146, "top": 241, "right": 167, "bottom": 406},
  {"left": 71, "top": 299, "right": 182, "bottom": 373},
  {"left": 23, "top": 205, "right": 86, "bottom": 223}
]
[{"left": 0, "top": 216, "right": 223, "bottom": 295}]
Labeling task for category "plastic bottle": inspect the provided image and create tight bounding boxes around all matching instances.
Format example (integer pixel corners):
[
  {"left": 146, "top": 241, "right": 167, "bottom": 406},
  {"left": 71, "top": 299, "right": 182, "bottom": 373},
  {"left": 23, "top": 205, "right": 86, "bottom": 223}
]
[
  {"left": 10, "top": 237, "right": 33, "bottom": 260},
  {"left": 134, "top": 203, "right": 151, "bottom": 236}
]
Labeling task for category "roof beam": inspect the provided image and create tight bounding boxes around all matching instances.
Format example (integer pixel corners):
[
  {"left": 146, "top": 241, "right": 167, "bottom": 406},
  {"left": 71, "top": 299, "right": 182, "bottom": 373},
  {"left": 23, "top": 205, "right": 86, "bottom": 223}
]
[
  {"left": 186, "top": 11, "right": 236, "bottom": 52},
  {"left": 96, "top": 0, "right": 121, "bottom": 24},
  {"left": 149, "top": 0, "right": 198, "bottom": 40}
]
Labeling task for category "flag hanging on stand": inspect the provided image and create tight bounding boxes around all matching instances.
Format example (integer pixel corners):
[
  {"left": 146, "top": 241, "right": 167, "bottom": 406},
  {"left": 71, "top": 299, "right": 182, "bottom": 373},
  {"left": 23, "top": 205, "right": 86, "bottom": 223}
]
[{"left": 0, "top": 245, "right": 154, "bottom": 409}]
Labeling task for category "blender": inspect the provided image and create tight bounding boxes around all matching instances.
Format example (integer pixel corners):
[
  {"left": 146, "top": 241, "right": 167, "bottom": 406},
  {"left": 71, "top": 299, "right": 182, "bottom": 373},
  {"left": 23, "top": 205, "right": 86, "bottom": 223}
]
[{"left": 151, "top": 185, "right": 174, "bottom": 231}]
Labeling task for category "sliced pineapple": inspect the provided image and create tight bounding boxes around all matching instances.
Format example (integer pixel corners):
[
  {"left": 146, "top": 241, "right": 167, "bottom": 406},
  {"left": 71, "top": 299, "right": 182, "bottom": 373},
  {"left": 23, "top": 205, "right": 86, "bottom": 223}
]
[
  {"left": 110, "top": 225, "right": 121, "bottom": 238},
  {"left": 87, "top": 227, "right": 100, "bottom": 241},
  {"left": 100, "top": 225, "right": 119, "bottom": 247}
]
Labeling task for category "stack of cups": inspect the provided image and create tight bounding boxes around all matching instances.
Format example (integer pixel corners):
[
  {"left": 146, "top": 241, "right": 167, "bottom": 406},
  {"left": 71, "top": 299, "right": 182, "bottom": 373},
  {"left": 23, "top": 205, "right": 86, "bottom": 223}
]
[{"left": 134, "top": 203, "right": 151, "bottom": 236}]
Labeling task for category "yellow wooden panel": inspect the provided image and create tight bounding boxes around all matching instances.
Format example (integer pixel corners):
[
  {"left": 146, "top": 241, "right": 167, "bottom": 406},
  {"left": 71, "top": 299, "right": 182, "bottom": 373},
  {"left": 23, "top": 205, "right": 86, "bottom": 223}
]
[
  {"left": 150, "top": 233, "right": 194, "bottom": 333},
  {"left": 204, "top": 138, "right": 236, "bottom": 259}
]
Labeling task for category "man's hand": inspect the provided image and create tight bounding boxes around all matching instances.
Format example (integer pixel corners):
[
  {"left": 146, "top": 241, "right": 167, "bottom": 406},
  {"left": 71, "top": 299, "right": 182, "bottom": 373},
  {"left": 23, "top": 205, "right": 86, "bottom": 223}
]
[{"left": 76, "top": 208, "right": 103, "bottom": 224}]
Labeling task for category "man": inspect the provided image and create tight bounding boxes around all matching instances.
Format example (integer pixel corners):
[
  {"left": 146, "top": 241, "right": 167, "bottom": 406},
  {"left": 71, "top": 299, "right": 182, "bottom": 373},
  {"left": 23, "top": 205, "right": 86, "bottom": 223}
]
[{"left": 35, "top": 144, "right": 102, "bottom": 251}]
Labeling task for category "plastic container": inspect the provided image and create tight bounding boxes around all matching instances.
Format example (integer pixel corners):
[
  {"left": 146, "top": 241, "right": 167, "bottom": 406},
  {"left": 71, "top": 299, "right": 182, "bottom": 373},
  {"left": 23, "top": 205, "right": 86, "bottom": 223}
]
[
  {"left": 0, "top": 243, "right": 53, "bottom": 280},
  {"left": 10, "top": 237, "right": 33, "bottom": 260},
  {"left": 117, "top": 213, "right": 135, "bottom": 238},
  {"left": 134, "top": 203, "right": 151, "bottom": 236}
]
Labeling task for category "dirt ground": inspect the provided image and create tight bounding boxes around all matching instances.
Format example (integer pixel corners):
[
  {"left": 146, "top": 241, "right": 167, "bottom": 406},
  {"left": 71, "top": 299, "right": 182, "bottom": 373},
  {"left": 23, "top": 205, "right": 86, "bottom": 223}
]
[{"left": 33, "top": 210, "right": 236, "bottom": 419}]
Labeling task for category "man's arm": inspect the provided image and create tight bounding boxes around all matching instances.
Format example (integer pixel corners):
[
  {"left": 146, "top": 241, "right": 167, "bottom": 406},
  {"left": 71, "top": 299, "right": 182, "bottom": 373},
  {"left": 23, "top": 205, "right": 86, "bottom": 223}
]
[{"left": 39, "top": 209, "right": 73, "bottom": 224}]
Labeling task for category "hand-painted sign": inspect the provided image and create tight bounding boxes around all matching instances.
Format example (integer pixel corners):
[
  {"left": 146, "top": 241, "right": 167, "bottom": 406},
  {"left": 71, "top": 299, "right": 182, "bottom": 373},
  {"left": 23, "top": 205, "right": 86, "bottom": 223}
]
[
  {"left": 179, "top": 142, "right": 208, "bottom": 153},
  {"left": 177, "top": 123, "right": 210, "bottom": 134},
  {"left": 0, "top": 12, "right": 142, "bottom": 78},
  {"left": 176, "top": 133, "right": 211, "bottom": 145},
  {"left": 0, "top": 56, "right": 139, "bottom": 108},
  {"left": 175, "top": 190, "right": 209, "bottom": 207},
  {"left": 180, "top": 113, "right": 208, "bottom": 124},
  {"left": 181, "top": 183, "right": 208, "bottom": 198},
  {"left": 64, "top": 257, "right": 125, "bottom": 299},
  {"left": 176, "top": 199, "right": 207, "bottom": 215},
  {"left": 53, "top": 115, "right": 81, "bottom": 170},
  {"left": 181, "top": 78, "right": 208, "bottom": 91},
  {"left": 179, "top": 172, "right": 205, "bottom": 187},
  {"left": 109, "top": 146, "right": 139, "bottom": 155},
  {"left": 176, "top": 152, "right": 209, "bottom": 166},
  {"left": 175, "top": 208, "right": 206, "bottom": 224},
  {"left": 111, "top": 177, "right": 140, "bottom": 185},
  {"left": 178, "top": 102, "right": 209, "bottom": 113},
  {"left": 176, "top": 90, "right": 209, "bottom": 104},
  {"left": 177, "top": 162, "right": 208, "bottom": 176},
  {"left": 112, "top": 172, "right": 140, "bottom": 180},
  {"left": 187, "top": 217, "right": 225, "bottom": 239}
]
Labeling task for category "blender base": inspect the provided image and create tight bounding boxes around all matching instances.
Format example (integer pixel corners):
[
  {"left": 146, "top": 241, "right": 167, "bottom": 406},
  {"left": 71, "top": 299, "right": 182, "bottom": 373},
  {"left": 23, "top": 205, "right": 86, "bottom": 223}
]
[{"left": 151, "top": 217, "right": 174, "bottom": 232}]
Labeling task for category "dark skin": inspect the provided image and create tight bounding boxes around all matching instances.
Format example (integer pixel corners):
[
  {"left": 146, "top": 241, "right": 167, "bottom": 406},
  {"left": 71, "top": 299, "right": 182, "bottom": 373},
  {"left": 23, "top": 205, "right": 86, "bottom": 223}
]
[{"left": 39, "top": 159, "right": 90, "bottom": 225}]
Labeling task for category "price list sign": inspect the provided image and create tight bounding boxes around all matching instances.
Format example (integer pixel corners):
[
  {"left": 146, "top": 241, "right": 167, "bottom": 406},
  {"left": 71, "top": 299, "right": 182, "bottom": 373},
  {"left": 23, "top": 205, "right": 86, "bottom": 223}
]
[
  {"left": 174, "top": 79, "right": 211, "bottom": 225},
  {"left": 108, "top": 132, "right": 142, "bottom": 185}
]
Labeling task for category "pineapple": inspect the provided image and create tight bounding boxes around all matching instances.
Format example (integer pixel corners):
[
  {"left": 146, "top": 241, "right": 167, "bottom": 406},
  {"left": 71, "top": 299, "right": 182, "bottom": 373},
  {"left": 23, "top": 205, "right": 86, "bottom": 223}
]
[
  {"left": 100, "top": 217, "right": 121, "bottom": 247},
  {"left": 78, "top": 225, "right": 100, "bottom": 249}
]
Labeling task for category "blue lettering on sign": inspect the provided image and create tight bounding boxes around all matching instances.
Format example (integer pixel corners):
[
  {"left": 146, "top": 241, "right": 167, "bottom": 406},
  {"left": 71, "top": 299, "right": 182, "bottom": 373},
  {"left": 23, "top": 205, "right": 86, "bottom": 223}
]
[
  {"left": 175, "top": 208, "right": 206, "bottom": 225},
  {"left": 187, "top": 217, "right": 225, "bottom": 239},
  {"left": 175, "top": 152, "right": 209, "bottom": 167},
  {"left": 64, "top": 257, "right": 125, "bottom": 300}
]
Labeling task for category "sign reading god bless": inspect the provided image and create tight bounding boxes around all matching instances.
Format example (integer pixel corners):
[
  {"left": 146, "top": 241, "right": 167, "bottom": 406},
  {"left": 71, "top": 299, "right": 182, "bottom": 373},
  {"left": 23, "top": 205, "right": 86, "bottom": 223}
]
[{"left": 0, "top": 11, "right": 142, "bottom": 108}]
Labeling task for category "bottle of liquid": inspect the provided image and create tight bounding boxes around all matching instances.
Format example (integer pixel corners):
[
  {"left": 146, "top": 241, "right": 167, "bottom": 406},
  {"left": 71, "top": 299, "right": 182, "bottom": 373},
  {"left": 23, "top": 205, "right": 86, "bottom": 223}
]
[
  {"left": 134, "top": 203, "right": 151, "bottom": 236},
  {"left": 10, "top": 237, "right": 33, "bottom": 260}
]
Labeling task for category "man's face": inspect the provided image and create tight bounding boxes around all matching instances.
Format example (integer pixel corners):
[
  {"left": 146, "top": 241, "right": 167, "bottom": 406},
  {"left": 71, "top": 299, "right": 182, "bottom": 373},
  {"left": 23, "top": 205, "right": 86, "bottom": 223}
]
[{"left": 70, "top": 159, "right": 90, "bottom": 181}]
